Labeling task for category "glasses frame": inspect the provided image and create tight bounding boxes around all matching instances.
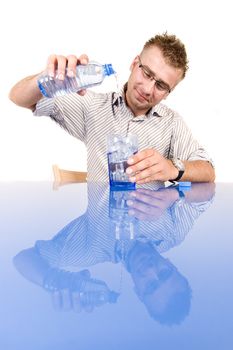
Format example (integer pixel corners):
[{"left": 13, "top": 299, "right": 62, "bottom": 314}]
[
  {"left": 143, "top": 265, "right": 174, "bottom": 296},
  {"left": 138, "top": 56, "right": 171, "bottom": 94}
]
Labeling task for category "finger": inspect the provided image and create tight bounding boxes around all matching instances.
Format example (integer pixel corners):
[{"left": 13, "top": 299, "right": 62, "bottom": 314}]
[
  {"left": 136, "top": 173, "right": 164, "bottom": 183},
  {"left": 60, "top": 289, "right": 72, "bottom": 311},
  {"left": 51, "top": 290, "right": 62, "bottom": 311},
  {"left": 131, "top": 176, "right": 155, "bottom": 185},
  {"left": 129, "top": 189, "right": 163, "bottom": 205},
  {"left": 128, "top": 209, "right": 155, "bottom": 221},
  {"left": 136, "top": 177, "right": 155, "bottom": 184},
  {"left": 46, "top": 54, "right": 58, "bottom": 77},
  {"left": 127, "top": 200, "right": 149, "bottom": 215},
  {"left": 72, "top": 292, "right": 82, "bottom": 313},
  {"left": 135, "top": 189, "right": 167, "bottom": 203},
  {"left": 66, "top": 54, "right": 79, "bottom": 77},
  {"left": 78, "top": 54, "right": 89, "bottom": 65},
  {"left": 127, "top": 151, "right": 158, "bottom": 176},
  {"left": 77, "top": 55, "right": 89, "bottom": 96},
  {"left": 127, "top": 148, "right": 155, "bottom": 166},
  {"left": 128, "top": 167, "right": 158, "bottom": 183},
  {"left": 127, "top": 199, "right": 159, "bottom": 215},
  {"left": 56, "top": 55, "right": 68, "bottom": 80}
]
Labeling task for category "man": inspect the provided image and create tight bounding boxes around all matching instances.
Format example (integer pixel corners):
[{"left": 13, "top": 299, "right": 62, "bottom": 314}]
[{"left": 9, "top": 33, "right": 215, "bottom": 184}]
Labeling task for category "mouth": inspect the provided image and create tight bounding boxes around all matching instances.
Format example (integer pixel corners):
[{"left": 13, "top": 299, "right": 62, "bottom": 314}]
[{"left": 135, "top": 89, "right": 149, "bottom": 103}]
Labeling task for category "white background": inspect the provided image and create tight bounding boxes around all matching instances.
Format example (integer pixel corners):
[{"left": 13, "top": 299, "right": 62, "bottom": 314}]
[{"left": 1, "top": 0, "right": 232, "bottom": 181}]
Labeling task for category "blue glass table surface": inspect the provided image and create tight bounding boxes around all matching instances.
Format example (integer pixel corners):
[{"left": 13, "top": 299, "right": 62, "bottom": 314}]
[{"left": 0, "top": 181, "right": 232, "bottom": 350}]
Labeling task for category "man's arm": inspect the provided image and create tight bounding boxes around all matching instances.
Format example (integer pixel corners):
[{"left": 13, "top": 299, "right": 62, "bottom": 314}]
[
  {"left": 9, "top": 74, "right": 42, "bottom": 110},
  {"left": 9, "top": 54, "right": 89, "bottom": 110},
  {"left": 180, "top": 159, "right": 215, "bottom": 182}
]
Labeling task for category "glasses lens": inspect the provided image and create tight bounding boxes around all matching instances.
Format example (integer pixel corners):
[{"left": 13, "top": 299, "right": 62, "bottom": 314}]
[
  {"left": 145, "top": 279, "right": 160, "bottom": 295},
  {"left": 155, "top": 80, "right": 170, "bottom": 92},
  {"left": 144, "top": 268, "right": 173, "bottom": 296},
  {"left": 140, "top": 65, "right": 153, "bottom": 80},
  {"left": 139, "top": 60, "right": 170, "bottom": 93}
]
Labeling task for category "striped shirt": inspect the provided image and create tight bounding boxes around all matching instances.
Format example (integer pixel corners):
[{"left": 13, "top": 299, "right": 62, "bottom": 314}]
[{"left": 34, "top": 89, "right": 213, "bottom": 181}]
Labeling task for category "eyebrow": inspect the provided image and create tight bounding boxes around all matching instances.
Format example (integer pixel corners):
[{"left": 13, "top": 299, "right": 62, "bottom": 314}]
[
  {"left": 143, "top": 64, "right": 156, "bottom": 77},
  {"left": 139, "top": 56, "right": 171, "bottom": 92},
  {"left": 143, "top": 63, "right": 168, "bottom": 86}
]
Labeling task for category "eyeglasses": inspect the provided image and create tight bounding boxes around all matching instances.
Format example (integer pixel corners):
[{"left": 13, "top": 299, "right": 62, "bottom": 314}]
[
  {"left": 144, "top": 265, "right": 174, "bottom": 296},
  {"left": 138, "top": 56, "right": 171, "bottom": 94}
]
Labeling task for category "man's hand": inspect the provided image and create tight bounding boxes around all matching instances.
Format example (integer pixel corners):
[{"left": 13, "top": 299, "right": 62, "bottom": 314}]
[
  {"left": 126, "top": 187, "right": 179, "bottom": 221},
  {"left": 126, "top": 148, "right": 178, "bottom": 184},
  {"left": 46, "top": 53, "right": 89, "bottom": 96},
  {"left": 9, "top": 53, "right": 90, "bottom": 109}
]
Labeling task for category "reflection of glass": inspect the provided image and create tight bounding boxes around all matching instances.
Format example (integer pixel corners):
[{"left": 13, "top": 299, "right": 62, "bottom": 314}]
[
  {"left": 107, "top": 133, "right": 138, "bottom": 190},
  {"left": 109, "top": 190, "right": 138, "bottom": 240}
]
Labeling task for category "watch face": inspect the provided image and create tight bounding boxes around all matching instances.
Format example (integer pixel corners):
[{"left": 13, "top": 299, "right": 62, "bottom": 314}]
[{"left": 174, "top": 159, "right": 185, "bottom": 171}]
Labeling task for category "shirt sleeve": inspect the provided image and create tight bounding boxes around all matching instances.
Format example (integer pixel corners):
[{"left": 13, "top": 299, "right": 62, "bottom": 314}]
[
  {"left": 170, "top": 113, "right": 214, "bottom": 166},
  {"left": 33, "top": 92, "right": 94, "bottom": 143}
]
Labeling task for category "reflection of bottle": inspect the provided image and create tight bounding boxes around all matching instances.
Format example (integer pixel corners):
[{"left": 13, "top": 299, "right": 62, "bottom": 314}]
[
  {"left": 43, "top": 269, "right": 119, "bottom": 308},
  {"left": 77, "top": 278, "right": 119, "bottom": 307},
  {"left": 38, "top": 62, "right": 115, "bottom": 98}
]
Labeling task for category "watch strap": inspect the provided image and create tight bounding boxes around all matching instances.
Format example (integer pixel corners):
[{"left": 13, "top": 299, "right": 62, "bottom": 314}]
[{"left": 173, "top": 170, "right": 184, "bottom": 181}]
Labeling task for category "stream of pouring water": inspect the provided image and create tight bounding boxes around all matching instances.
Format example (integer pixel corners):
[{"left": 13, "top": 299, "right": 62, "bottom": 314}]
[{"left": 114, "top": 73, "right": 124, "bottom": 136}]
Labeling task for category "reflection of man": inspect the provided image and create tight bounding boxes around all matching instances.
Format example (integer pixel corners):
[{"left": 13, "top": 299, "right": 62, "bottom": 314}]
[
  {"left": 125, "top": 182, "right": 215, "bottom": 253},
  {"left": 126, "top": 241, "right": 191, "bottom": 325},
  {"left": 13, "top": 182, "right": 214, "bottom": 321}
]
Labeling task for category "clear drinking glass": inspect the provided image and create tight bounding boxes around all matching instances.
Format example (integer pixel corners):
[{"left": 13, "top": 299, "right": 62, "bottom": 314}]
[{"left": 107, "top": 133, "right": 138, "bottom": 190}]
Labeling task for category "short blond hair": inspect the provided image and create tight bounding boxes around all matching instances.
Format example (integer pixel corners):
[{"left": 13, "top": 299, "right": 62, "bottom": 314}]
[{"left": 143, "top": 32, "right": 189, "bottom": 79}]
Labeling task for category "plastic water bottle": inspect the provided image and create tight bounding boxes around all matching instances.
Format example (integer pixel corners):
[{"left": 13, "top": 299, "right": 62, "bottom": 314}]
[{"left": 37, "top": 61, "right": 115, "bottom": 98}]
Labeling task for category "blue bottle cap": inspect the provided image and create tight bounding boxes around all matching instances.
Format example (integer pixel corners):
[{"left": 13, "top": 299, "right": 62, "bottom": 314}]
[
  {"left": 178, "top": 181, "right": 192, "bottom": 189},
  {"left": 104, "top": 64, "right": 115, "bottom": 76}
]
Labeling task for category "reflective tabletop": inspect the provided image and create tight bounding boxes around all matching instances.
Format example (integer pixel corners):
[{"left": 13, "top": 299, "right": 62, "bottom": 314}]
[{"left": 0, "top": 182, "right": 233, "bottom": 350}]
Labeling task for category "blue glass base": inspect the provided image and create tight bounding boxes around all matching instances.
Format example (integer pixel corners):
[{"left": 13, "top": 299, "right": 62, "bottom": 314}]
[{"left": 109, "top": 181, "right": 136, "bottom": 191}]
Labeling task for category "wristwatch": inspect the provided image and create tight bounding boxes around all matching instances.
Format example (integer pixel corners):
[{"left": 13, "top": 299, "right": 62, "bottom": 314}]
[{"left": 170, "top": 158, "right": 185, "bottom": 181}]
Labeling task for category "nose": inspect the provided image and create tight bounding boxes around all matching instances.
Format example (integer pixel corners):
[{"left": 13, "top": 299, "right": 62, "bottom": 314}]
[{"left": 142, "top": 79, "right": 155, "bottom": 96}]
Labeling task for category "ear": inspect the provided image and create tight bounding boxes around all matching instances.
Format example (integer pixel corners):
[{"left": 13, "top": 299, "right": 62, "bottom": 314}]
[{"left": 130, "top": 56, "right": 139, "bottom": 72}]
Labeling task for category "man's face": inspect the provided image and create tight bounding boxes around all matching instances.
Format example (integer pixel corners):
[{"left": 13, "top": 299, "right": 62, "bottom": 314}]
[
  {"left": 129, "top": 244, "right": 187, "bottom": 314},
  {"left": 125, "top": 46, "right": 183, "bottom": 116}
]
